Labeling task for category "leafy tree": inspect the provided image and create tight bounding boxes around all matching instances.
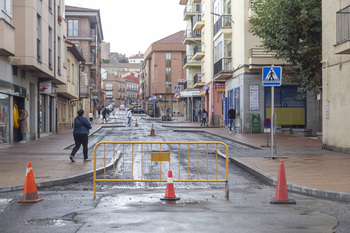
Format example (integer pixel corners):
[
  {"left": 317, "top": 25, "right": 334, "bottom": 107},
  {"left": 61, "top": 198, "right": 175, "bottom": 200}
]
[{"left": 249, "top": 0, "right": 322, "bottom": 94}]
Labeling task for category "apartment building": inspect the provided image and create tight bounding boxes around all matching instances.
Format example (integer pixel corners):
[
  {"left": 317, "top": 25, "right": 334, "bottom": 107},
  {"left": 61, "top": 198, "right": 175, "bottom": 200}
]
[
  {"left": 65, "top": 5, "right": 103, "bottom": 116},
  {"left": 142, "top": 31, "right": 186, "bottom": 117},
  {"left": 56, "top": 40, "right": 85, "bottom": 132},
  {"left": 0, "top": 0, "right": 67, "bottom": 144},
  {"left": 180, "top": 0, "right": 320, "bottom": 133},
  {"left": 322, "top": 0, "right": 350, "bottom": 152},
  {"left": 101, "top": 73, "right": 139, "bottom": 108}
]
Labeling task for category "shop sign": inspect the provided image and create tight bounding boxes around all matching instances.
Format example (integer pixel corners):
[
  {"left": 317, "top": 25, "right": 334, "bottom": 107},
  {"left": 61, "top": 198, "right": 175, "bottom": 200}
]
[
  {"left": 214, "top": 83, "right": 225, "bottom": 89},
  {"left": 39, "top": 81, "right": 52, "bottom": 94}
]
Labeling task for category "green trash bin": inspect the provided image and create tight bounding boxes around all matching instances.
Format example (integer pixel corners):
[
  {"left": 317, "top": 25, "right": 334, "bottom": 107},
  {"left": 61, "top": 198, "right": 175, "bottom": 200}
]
[{"left": 251, "top": 114, "right": 260, "bottom": 133}]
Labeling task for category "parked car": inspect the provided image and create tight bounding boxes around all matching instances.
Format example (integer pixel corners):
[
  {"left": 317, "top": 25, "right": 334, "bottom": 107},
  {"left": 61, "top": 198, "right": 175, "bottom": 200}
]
[{"left": 132, "top": 108, "right": 145, "bottom": 114}]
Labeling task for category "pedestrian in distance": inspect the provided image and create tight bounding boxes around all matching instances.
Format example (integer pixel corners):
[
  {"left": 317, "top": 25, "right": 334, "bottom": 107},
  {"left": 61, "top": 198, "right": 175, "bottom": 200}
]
[
  {"left": 197, "top": 109, "right": 202, "bottom": 123},
  {"left": 126, "top": 109, "right": 132, "bottom": 126},
  {"left": 88, "top": 112, "right": 94, "bottom": 123},
  {"left": 102, "top": 108, "right": 108, "bottom": 123},
  {"left": 228, "top": 105, "right": 237, "bottom": 133},
  {"left": 201, "top": 108, "right": 208, "bottom": 127},
  {"left": 18, "top": 106, "right": 28, "bottom": 143},
  {"left": 70, "top": 109, "right": 92, "bottom": 162}
]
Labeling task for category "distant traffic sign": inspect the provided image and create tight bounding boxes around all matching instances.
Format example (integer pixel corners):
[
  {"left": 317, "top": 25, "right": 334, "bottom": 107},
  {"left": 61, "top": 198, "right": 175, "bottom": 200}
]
[
  {"left": 174, "top": 93, "right": 181, "bottom": 99},
  {"left": 174, "top": 86, "right": 181, "bottom": 93},
  {"left": 262, "top": 66, "right": 282, "bottom": 86},
  {"left": 152, "top": 96, "right": 157, "bottom": 102},
  {"left": 177, "top": 79, "right": 185, "bottom": 83},
  {"left": 264, "top": 118, "right": 271, "bottom": 129}
]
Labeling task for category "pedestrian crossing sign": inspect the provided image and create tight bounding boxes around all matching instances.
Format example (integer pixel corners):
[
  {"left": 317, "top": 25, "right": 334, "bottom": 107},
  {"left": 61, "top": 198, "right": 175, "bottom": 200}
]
[{"left": 262, "top": 66, "right": 282, "bottom": 86}]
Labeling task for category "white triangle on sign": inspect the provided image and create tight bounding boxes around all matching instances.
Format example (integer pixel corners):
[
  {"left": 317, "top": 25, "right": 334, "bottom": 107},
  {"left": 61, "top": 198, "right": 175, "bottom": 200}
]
[{"left": 264, "top": 68, "right": 279, "bottom": 83}]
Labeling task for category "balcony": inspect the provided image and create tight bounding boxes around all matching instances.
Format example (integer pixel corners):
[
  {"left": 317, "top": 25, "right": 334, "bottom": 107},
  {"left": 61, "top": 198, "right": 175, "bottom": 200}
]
[
  {"left": 193, "top": 73, "right": 204, "bottom": 88},
  {"left": 0, "top": 19, "right": 15, "bottom": 56},
  {"left": 214, "top": 58, "right": 233, "bottom": 81},
  {"left": 335, "top": 6, "right": 350, "bottom": 54},
  {"left": 183, "top": 29, "right": 201, "bottom": 44},
  {"left": 183, "top": 55, "right": 201, "bottom": 69},
  {"left": 80, "top": 85, "right": 90, "bottom": 98},
  {"left": 193, "top": 14, "right": 205, "bottom": 31},
  {"left": 213, "top": 15, "right": 233, "bottom": 37},
  {"left": 67, "top": 29, "right": 96, "bottom": 41},
  {"left": 183, "top": 3, "right": 202, "bottom": 21},
  {"left": 248, "top": 48, "right": 286, "bottom": 70},
  {"left": 193, "top": 44, "right": 205, "bottom": 60}
]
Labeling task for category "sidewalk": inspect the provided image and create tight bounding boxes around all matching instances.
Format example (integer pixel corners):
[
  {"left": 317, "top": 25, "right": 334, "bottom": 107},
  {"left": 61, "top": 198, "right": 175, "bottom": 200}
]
[{"left": 1, "top": 119, "right": 349, "bottom": 202}]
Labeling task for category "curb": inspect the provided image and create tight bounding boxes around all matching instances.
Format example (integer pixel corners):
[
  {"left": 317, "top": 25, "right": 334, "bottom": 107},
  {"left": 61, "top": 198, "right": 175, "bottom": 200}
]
[
  {"left": 0, "top": 158, "right": 117, "bottom": 193},
  {"left": 216, "top": 150, "right": 350, "bottom": 202},
  {"left": 172, "top": 128, "right": 262, "bottom": 150}
]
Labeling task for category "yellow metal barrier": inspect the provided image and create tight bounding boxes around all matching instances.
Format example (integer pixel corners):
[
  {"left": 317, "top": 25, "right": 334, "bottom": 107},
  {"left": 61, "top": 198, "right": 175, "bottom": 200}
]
[{"left": 93, "top": 141, "right": 229, "bottom": 199}]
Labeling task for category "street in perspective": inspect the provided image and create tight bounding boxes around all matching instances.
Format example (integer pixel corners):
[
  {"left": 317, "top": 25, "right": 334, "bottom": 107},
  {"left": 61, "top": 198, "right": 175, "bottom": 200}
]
[
  {"left": 2, "top": 0, "right": 350, "bottom": 232},
  {"left": 0, "top": 109, "right": 350, "bottom": 233}
]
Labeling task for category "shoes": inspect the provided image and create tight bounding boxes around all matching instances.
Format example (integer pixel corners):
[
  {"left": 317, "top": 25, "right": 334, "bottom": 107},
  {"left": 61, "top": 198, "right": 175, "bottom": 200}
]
[
  {"left": 84, "top": 158, "right": 92, "bottom": 162},
  {"left": 19, "top": 141, "right": 27, "bottom": 144},
  {"left": 70, "top": 155, "right": 75, "bottom": 162},
  {"left": 230, "top": 131, "right": 232, "bottom": 133},
  {"left": 234, "top": 130, "right": 237, "bottom": 133},
  {"left": 200, "top": 124, "right": 202, "bottom": 126}
]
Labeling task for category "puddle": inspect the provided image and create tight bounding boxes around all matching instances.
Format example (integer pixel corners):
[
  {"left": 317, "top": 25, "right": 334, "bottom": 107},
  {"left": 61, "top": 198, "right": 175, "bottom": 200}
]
[{"left": 28, "top": 219, "right": 73, "bottom": 226}]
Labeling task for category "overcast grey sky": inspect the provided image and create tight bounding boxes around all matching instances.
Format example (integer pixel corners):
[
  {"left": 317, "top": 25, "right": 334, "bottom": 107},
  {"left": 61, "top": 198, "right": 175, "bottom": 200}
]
[{"left": 65, "top": 0, "right": 186, "bottom": 57}]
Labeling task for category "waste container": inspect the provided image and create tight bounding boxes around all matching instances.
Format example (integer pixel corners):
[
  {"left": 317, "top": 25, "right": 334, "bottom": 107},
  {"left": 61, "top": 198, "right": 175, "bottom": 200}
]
[{"left": 251, "top": 114, "right": 260, "bottom": 133}]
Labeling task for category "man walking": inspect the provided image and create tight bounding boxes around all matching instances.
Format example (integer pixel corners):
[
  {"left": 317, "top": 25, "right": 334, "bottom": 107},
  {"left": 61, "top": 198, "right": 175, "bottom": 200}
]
[
  {"left": 201, "top": 109, "right": 208, "bottom": 127},
  {"left": 228, "top": 105, "right": 236, "bottom": 133}
]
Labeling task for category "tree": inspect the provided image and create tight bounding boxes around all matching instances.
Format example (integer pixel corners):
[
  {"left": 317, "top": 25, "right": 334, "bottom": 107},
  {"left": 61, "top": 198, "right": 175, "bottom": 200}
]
[{"left": 249, "top": 0, "right": 322, "bottom": 94}]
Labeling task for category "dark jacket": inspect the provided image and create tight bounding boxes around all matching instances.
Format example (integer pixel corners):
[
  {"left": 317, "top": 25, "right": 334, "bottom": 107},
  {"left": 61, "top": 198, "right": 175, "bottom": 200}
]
[
  {"left": 228, "top": 109, "right": 236, "bottom": 119},
  {"left": 73, "top": 116, "right": 92, "bottom": 134}
]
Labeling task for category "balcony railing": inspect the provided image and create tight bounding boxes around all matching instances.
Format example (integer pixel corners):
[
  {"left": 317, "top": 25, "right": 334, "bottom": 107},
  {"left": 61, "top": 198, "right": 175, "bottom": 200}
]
[
  {"left": 194, "top": 44, "right": 202, "bottom": 54},
  {"left": 183, "top": 3, "right": 202, "bottom": 19},
  {"left": 194, "top": 73, "right": 203, "bottom": 84},
  {"left": 183, "top": 55, "right": 201, "bottom": 66},
  {"left": 214, "top": 57, "right": 233, "bottom": 77},
  {"left": 184, "top": 29, "right": 201, "bottom": 41},
  {"left": 213, "top": 15, "right": 232, "bottom": 36},
  {"left": 67, "top": 28, "right": 96, "bottom": 40},
  {"left": 337, "top": 6, "right": 350, "bottom": 43},
  {"left": 193, "top": 14, "right": 202, "bottom": 26},
  {"left": 249, "top": 48, "right": 276, "bottom": 57}
]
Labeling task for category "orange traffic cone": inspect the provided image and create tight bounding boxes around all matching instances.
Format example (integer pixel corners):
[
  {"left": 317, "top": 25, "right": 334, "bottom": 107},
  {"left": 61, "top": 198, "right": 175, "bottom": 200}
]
[
  {"left": 160, "top": 170, "right": 180, "bottom": 201},
  {"left": 135, "top": 119, "right": 138, "bottom": 127},
  {"left": 270, "top": 161, "right": 296, "bottom": 204},
  {"left": 150, "top": 124, "right": 156, "bottom": 136},
  {"left": 18, "top": 162, "right": 44, "bottom": 203}
]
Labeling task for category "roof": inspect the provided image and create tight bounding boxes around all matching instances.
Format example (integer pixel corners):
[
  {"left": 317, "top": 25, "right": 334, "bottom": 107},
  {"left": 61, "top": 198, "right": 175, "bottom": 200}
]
[{"left": 153, "top": 30, "right": 185, "bottom": 44}]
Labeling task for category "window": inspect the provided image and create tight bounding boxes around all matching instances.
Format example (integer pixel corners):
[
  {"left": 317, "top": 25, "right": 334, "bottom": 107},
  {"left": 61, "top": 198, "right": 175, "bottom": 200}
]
[
  {"left": 67, "top": 59, "right": 70, "bottom": 81},
  {"left": 48, "top": 27, "right": 52, "bottom": 68},
  {"left": 106, "top": 91, "right": 113, "bottom": 98},
  {"left": 72, "top": 63, "right": 75, "bottom": 83},
  {"left": 57, "top": 36, "right": 61, "bottom": 74},
  {"left": 68, "top": 20, "right": 78, "bottom": 37},
  {"left": 106, "top": 84, "right": 113, "bottom": 91},
  {"left": 37, "top": 14, "right": 42, "bottom": 61},
  {"left": 166, "top": 52, "right": 171, "bottom": 60}
]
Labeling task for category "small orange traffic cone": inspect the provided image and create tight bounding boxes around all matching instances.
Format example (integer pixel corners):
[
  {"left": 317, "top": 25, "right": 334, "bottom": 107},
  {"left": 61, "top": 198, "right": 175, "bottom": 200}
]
[
  {"left": 135, "top": 119, "right": 138, "bottom": 127},
  {"left": 160, "top": 170, "right": 180, "bottom": 201},
  {"left": 18, "top": 162, "right": 44, "bottom": 203},
  {"left": 270, "top": 161, "right": 296, "bottom": 204},
  {"left": 150, "top": 124, "right": 156, "bottom": 136}
]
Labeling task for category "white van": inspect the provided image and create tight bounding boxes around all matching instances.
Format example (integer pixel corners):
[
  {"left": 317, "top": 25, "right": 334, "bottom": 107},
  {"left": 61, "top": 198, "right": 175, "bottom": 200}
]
[{"left": 119, "top": 105, "right": 125, "bottom": 111}]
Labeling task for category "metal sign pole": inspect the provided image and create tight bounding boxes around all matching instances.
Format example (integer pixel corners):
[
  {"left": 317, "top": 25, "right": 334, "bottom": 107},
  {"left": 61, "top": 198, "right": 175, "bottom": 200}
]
[{"left": 271, "top": 87, "right": 274, "bottom": 158}]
